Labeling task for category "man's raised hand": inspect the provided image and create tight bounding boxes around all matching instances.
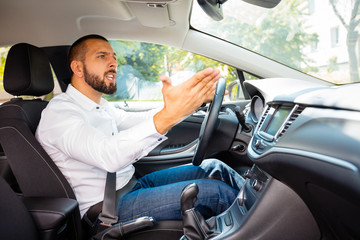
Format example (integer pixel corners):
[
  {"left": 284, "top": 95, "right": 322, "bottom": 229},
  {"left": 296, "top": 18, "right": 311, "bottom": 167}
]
[{"left": 154, "top": 68, "right": 221, "bottom": 134}]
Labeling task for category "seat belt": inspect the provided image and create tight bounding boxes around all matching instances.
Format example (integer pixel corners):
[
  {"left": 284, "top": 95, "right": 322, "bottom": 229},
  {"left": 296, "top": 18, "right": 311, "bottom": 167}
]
[
  {"left": 98, "top": 172, "right": 118, "bottom": 227},
  {"left": 93, "top": 173, "right": 156, "bottom": 237},
  {"left": 98, "top": 172, "right": 139, "bottom": 229}
]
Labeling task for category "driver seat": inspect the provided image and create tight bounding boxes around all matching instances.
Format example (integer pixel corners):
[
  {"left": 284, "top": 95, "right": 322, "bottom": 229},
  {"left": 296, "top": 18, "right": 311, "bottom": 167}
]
[
  {"left": 0, "top": 42, "right": 84, "bottom": 239},
  {"left": 0, "top": 43, "right": 183, "bottom": 239}
]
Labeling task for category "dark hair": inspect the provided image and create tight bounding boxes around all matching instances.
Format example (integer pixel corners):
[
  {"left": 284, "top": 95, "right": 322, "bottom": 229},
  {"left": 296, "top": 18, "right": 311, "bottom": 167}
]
[{"left": 68, "top": 34, "right": 109, "bottom": 75}]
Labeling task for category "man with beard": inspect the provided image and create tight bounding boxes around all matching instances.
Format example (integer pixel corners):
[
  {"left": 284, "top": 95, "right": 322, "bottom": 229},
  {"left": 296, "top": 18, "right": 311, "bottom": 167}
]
[{"left": 36, "top": 34, "right": 244, "bottom": 234}]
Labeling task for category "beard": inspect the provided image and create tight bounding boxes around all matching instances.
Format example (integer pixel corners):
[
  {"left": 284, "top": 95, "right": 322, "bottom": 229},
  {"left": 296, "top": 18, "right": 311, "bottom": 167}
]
[{"left": 83, "top": 65, "right": 117, "bottom": 95}]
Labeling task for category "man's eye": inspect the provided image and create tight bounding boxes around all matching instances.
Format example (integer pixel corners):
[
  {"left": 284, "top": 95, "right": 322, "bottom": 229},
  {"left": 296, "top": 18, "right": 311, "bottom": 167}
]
[{"left": 98, "top": 55, "right": 105, "bottom": 59}]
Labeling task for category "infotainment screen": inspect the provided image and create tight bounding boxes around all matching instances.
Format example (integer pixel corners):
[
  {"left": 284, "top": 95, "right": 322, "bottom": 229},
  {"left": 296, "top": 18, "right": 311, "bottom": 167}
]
[{"left": 260, "top": 105, "right": 293, "bottom": 137}]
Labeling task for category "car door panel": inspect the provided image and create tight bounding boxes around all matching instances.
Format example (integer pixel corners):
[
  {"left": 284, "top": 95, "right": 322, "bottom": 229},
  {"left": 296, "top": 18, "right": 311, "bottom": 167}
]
[
  {"left": 134, "top": 115, "right": 202, "bottom": 176},
  {"left": 134, "top": 100, "right": 250, "bottom": 176}
]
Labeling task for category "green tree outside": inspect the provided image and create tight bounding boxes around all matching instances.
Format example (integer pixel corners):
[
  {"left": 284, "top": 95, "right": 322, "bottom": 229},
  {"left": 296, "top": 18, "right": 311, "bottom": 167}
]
[
  {"left": 195, "top": 0, "right": 319, "bottom": 74},
  {"left": 329, "top": 0, "right": 360, "bottom": 82},
  {"left": 110, "top": 40, "right": 237, "bottom": 84},
  {"left": 0, "top": 47, "right": 10, "bottom": 91},
  {"left": 108, "top": 40, "right": 238, "bottom": 101}
]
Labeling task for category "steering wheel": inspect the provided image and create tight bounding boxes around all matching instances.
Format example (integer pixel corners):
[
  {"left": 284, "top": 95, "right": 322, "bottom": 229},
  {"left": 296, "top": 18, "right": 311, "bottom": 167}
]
[{"left": 192, "top": 78, "right": 226, "bottom": 166}]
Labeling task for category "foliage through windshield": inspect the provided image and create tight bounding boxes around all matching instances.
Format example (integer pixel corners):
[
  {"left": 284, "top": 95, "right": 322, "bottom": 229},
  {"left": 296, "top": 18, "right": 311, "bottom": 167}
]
[
  {"left": 191, "top": 0, "right": 360, "bottom": 84},
  {"left": 107, "top": 41, "right": 238, "bottom": 101}
]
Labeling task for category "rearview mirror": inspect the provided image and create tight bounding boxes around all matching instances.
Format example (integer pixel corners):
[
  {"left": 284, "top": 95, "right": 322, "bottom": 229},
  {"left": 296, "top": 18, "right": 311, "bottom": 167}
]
[
  {"left": 197, "top": 0, "right": 281, "bottom": 21},
  {"left": 197, "top": 0, "right": 227, "bottom": 21},
  {"left": 242, "top": 0, "right": 281, "bottom": 8}
]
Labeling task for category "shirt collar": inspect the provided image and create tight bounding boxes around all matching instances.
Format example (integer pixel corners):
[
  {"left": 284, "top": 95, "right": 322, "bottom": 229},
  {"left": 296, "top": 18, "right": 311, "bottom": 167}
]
[{"left": 66, "top": 84, "right": 109, "bottom": 111}]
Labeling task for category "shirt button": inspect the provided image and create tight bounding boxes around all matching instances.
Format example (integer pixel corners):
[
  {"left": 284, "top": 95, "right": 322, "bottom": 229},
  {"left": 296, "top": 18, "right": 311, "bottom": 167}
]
[{"left": 158, "top": 138, "right": 162, "bottom": 141}]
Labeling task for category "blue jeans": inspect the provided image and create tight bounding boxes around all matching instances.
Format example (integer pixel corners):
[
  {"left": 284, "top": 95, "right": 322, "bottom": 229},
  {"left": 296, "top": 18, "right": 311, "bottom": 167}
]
[{"left": 116, "top": 159, "right": 244, "bottom": 222}]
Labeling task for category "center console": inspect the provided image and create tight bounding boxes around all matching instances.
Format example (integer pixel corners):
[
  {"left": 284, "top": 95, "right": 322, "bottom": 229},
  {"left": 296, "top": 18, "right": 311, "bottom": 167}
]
[
  {"left": 201, "top": 164, "right": 320, "bottom": 240},
  {"left": 181, "top": 102, "right": 320, "bottom": 239}
]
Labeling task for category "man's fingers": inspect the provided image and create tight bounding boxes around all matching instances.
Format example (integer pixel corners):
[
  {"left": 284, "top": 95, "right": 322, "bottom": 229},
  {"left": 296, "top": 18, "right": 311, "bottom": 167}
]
[
  {"left": 196, "top": 72, "right": 221, "bottom": 97},
  {"left": 188, "top": 71, "right": 220, "bottom": 98},
  {"left": 193, "top": 68, "right": 216, "bottom": 84},
  {"left": 185, "top": 68, "right": 220, "bottom": 88},
  {"left": 159, "top": 75, "right": 171, "bottom": 84},
  {"left": 201, "top": 71, "right": 221, "bottom": 91},
  {"left": 203, "top": 89, "right": 216, "bottom": 103},
  {"left": 159, "top": 75, "right": 173, "bottom": 92}
]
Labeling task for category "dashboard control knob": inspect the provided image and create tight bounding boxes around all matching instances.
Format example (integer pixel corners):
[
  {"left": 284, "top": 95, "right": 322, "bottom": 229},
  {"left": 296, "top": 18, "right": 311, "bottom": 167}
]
[
  {"left": 252, "top": 179, "right": 263, "bottom": 191},
  {"left": 231, "top": 144, "right": 245, "bottom": 152},
  {"left": 242, "top": 169, "right": 252, "bottom": 179},
  {"left": 237, "top": 180, "right": 247, "bottom": 206},
  {"left": 254, "top": 139, "right": 266, "bottom": 149},
  {"left": 254, "top": 140, "right": 261, "bottom": 148}
]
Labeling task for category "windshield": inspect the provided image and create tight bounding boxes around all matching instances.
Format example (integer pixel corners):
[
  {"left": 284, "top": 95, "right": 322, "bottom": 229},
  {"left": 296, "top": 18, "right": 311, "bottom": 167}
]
[{"left": 191, "top": 0, "right": 360, "bottom": 85}]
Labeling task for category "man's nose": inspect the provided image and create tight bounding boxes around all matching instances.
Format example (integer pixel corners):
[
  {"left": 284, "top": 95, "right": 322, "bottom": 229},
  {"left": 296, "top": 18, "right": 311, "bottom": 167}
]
[{"left": 109, "top": 57, "right": 118, "bottom": 68}]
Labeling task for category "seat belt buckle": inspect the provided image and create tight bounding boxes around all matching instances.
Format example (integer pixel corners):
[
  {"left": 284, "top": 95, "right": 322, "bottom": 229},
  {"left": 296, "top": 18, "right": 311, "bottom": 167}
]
[{"left": 98, "top": 213, "right": 118, "bottom": 228}]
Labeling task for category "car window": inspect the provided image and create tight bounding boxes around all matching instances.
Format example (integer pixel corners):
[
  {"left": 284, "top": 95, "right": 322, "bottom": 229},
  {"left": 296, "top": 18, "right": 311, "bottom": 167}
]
[
  {"left": 0, "top": 47, "right": 12, "bottom": 102},
  {"left": 108, "top": 41, "right": 244, "bottom": 111},
  {"left": 0, "top": 42, "right": 245, "bottom": 107},
  {"left": 191, "top": 0, "right": 359, "bottom": 85}
]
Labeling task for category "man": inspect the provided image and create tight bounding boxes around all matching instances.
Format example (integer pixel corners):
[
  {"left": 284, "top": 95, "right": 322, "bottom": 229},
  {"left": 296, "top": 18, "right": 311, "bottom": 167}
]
[{"left": 36, "top": 35, "right": 244, "bottom": 231}]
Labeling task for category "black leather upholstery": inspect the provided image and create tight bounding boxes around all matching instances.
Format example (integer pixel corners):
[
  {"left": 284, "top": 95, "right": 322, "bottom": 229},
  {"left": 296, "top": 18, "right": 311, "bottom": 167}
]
[
  {"left": 0, "top": 43, "right": 76, "bottom": 199},
  {"left": 43, "top": 46, "right": 71, "bottom": 92},
  {"left": 4, "top": 43, "right": 54, "bottom": 96},
  {"left": 22, "top": 197, "right": 79, "bottom": 239},
  {"left": 0, "top": 43, "right": 83, "bottom": 240},
  {"left": 0, "top": 174, "right": 80, "bottom": 240},
  {"left": 0, "top": 176, "right": 39, "bottom": 240}
]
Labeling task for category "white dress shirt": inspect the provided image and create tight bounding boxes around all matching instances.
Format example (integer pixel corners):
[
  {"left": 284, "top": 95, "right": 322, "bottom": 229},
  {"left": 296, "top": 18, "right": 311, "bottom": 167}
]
[{"left": 35, "top": 84, "right": 167, "bottom": 217}]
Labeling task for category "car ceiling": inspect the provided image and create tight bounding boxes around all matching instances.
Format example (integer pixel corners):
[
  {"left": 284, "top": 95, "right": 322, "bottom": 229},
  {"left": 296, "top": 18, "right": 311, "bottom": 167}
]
[{"left": 0, "top": 0, "right": 191, "bottom": 48}]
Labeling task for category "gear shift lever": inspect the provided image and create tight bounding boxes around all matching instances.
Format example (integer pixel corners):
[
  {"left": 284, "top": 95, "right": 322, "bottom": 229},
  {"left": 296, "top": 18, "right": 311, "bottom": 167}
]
[
  {"left": 181, "top": 183, "right": 198, "bottom": 213},
  {"left": 180, "top": 183, "right": 218, "bottom": 240}
]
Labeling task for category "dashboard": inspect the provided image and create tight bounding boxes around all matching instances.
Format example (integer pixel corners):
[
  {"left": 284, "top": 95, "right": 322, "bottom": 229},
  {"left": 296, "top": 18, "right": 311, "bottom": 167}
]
[{"left": 242, "top": 78, "right": 360, "bottom": 239}]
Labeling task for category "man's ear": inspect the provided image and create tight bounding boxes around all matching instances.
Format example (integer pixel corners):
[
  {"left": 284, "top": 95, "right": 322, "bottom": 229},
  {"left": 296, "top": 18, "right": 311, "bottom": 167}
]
[{"left": 70, "top": 60, "right": 84, "bottom": 78}]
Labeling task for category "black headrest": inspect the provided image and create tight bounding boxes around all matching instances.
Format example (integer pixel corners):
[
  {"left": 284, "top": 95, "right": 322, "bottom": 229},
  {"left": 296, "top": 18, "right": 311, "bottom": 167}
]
[{"left": 4, "top": 43, "right": 54, "bottom": 97}]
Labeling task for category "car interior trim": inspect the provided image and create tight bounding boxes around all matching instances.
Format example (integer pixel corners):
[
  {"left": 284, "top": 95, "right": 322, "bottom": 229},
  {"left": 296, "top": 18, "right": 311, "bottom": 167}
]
[{"left": 248, "top": 145, "right": 358, "bottom": 172}]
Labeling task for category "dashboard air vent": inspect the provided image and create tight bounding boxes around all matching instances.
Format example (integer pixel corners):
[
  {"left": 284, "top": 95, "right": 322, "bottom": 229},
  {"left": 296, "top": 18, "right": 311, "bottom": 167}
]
[
  {"left": 258, "top": 105, "right": 270, "bottom": 129},
  {"left": 277, "top": 105, "right": 305, "bottom": 139}
]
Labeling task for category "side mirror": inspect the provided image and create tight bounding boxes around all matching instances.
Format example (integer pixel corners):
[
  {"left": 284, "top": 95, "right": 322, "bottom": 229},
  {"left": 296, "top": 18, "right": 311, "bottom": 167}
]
[{"left": 227, "top": 80, "right": 241, "bottom": 101}]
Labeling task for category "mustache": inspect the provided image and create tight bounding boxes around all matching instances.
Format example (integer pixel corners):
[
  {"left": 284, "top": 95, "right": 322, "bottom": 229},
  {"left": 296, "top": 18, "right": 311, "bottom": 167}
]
[{"left": 105, "top": 69, "right": 117, "bottom": 75}]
